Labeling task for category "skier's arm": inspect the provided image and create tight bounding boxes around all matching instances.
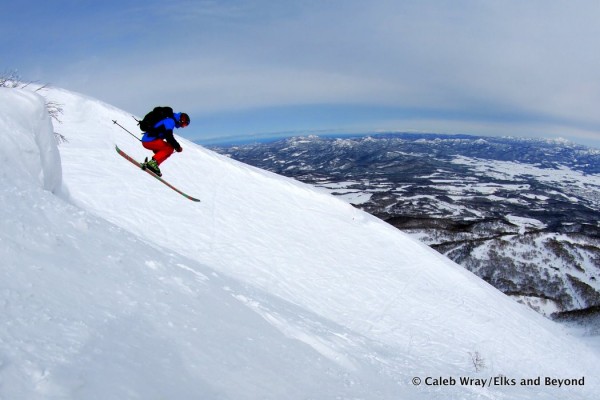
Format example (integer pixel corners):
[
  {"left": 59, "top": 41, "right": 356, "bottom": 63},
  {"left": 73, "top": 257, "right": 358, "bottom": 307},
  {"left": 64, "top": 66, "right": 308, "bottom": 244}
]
[
  {"left": 158, "top": 118, "right": 182, "bottom": 151},
  {"left": 164, "top": 130, "right": 182, "bottom": 151}
]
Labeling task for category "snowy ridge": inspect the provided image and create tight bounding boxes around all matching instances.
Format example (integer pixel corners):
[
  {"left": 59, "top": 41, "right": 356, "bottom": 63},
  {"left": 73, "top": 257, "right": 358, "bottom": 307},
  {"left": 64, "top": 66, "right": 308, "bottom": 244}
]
[
  {"left": 0, "top": 88, "right": 61, "bottom": 192},
  {"left": 1, "top": 87, "right": 599, "bottom": 399}
]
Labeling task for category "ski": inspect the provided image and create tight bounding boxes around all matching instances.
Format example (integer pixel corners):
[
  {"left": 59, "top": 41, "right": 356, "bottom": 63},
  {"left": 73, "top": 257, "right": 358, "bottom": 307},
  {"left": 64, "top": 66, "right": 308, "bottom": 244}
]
[{"left": 115, "top": 145, "right": 200, "bottom": 202}]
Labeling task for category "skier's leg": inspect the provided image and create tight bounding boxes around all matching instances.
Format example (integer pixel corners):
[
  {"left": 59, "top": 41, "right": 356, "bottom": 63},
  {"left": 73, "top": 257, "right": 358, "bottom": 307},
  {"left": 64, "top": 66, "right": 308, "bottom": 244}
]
[{"left": 142, "top": 140, "right": 175, "bottom": 165}]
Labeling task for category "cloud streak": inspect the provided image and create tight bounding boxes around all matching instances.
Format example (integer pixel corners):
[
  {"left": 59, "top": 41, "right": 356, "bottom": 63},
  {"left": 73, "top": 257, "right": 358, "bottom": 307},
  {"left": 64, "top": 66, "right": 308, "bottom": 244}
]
[{"left": 7, "top": 0, "right": 600, "bottom": 145}]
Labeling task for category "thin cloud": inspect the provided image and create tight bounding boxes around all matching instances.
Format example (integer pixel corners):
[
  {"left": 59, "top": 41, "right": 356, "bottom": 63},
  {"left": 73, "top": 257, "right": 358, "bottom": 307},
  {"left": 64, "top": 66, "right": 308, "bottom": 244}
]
[{"left": 8, "top": 0, "right": 600, "bottom": 145}]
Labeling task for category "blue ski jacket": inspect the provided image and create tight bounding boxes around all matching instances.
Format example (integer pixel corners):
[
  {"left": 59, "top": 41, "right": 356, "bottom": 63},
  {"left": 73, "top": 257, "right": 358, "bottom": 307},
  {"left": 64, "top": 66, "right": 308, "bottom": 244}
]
[{"left": 141, "top": 112, "right": 183, "bottom": 150}]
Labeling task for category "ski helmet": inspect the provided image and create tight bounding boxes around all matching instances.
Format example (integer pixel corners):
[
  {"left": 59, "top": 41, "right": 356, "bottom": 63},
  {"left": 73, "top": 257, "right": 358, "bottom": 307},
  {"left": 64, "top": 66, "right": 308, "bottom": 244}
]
[{"left": 179, "top": 113, "right": 190, "bottom": 127}]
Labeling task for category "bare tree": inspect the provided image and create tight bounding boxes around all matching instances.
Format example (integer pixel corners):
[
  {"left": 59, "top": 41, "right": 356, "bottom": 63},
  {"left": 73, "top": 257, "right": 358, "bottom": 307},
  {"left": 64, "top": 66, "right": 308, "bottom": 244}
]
[
  {"left": 0, "top": 69, "right": 21, "bottom": 88},
  {"left": 468, "top": 351, "right": 486, "bottom": 372}
]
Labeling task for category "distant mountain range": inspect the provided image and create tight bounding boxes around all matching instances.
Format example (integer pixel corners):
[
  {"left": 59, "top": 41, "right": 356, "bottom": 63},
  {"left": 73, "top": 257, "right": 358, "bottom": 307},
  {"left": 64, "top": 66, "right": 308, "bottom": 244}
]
[{"left": 211, "top": 133, "right": 600, "bottom": 320}]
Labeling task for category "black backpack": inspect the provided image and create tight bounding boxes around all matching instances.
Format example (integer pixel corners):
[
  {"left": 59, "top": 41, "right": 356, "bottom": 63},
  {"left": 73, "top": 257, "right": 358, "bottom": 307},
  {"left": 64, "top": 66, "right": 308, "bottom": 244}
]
[{"left": 139, "top": 106, "right": 174, "bottom": 132}]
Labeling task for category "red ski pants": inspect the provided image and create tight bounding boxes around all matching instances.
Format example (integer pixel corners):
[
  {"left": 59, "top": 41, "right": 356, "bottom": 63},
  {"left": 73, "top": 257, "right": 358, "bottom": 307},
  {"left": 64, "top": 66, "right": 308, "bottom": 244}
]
[{"left": 142, "top": 139, "right": 174, "bottom": 165}]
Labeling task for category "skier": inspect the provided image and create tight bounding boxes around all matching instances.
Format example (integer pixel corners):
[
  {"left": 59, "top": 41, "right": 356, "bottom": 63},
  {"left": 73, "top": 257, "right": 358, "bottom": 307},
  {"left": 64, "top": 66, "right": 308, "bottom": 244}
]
[{"left": 140, "top": 108, "right": 190, "bottom": 177}]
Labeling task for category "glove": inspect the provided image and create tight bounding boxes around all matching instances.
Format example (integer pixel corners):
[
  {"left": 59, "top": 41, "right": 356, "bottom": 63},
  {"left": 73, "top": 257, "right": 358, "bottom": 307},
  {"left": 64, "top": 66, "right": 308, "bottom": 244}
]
[{"left": 175, "top": 146, "right": 183, "bottom": 153}]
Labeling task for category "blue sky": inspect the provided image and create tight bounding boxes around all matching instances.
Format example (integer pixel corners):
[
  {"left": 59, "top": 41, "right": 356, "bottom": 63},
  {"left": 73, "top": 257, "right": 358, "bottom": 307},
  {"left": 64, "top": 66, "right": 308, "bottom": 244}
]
[{"left": 4, "top": 0, "right": 600, "bottom": 147}]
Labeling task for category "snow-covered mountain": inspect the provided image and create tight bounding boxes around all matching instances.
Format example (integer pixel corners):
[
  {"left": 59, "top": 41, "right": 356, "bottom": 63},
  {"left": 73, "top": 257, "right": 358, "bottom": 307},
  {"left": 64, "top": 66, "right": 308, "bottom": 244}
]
[
  {"left": 1, "top": 86, "right": 599, "bottom": 399},
  {"left": 212, "top": 135, "right": 600, "bottom": 318}
]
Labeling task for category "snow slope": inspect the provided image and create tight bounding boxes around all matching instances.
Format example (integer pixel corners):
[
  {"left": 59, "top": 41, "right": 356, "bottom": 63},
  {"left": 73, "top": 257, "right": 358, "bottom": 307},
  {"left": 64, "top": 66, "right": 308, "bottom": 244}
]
[
  {"left": 1, "top": 86, "right": 599, "bottom": 399},
  {"left": 1, "top": 89, "right": 404, "bottom": 399}
]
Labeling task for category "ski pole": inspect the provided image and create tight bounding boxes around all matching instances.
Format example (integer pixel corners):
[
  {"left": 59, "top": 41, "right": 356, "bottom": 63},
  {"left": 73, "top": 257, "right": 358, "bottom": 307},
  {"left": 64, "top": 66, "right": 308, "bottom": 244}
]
[{"left": 112, "top": 119, "right": 141, "bottom": 142}]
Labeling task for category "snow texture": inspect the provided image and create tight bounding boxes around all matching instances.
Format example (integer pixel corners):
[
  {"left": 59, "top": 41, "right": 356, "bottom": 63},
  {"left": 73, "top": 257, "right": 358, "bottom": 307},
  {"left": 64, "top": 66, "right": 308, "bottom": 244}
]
[{"left": 0, "top": 87, "right": 598, "bottom": 399}]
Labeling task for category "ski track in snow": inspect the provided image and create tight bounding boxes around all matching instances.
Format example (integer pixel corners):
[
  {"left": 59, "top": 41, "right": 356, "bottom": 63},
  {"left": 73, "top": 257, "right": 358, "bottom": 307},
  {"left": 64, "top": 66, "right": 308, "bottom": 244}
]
[{"left": 1, "top": 87, "right": 599, "bottom": 399}]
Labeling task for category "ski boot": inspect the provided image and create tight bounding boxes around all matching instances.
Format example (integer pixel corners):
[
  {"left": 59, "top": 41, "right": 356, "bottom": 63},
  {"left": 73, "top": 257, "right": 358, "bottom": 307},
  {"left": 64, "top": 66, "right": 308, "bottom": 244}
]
[{"left": 142, "top": 158, "right": 162, "bottom": 177}]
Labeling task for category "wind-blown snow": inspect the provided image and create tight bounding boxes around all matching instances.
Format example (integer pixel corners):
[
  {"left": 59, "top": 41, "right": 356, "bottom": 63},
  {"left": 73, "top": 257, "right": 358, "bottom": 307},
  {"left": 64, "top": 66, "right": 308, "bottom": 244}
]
[{"left": 1, "top": 86, "right": 598, "bottom": 399}]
